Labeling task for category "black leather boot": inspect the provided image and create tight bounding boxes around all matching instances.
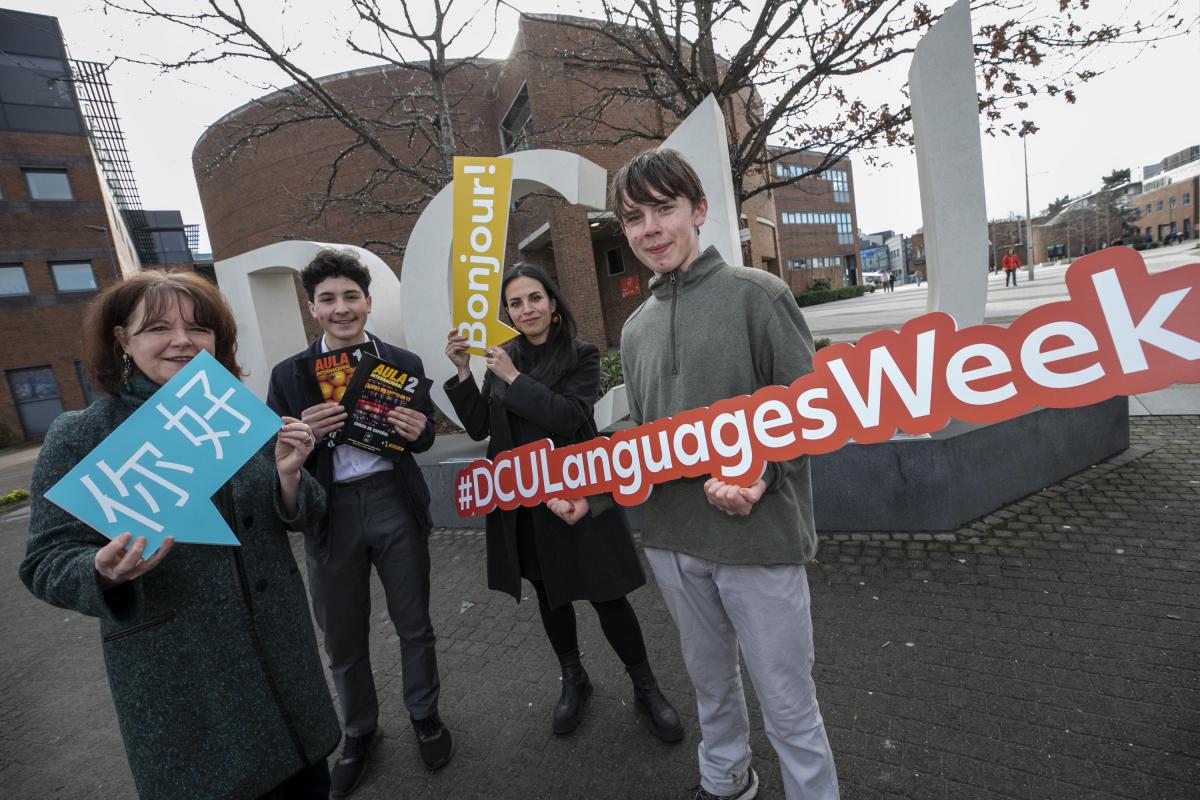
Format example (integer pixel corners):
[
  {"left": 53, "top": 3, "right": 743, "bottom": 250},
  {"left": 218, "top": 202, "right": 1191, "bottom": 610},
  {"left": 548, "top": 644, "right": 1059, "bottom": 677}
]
[
  {"left": 553, "top": 651, "right": 593, "bottom": 735},
  {"left": 628, "top": 660, "right": 684, "bottom": 742}
]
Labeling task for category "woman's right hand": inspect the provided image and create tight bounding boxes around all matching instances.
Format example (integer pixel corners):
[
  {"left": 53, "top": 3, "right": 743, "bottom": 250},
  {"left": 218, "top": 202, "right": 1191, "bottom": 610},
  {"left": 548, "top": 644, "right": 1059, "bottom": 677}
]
[
  {"left": 95, "top": 533, "right": 174, "bottom": 590},
  {"left": 445, "top": 329, "right": 472, "bottom": 380}
]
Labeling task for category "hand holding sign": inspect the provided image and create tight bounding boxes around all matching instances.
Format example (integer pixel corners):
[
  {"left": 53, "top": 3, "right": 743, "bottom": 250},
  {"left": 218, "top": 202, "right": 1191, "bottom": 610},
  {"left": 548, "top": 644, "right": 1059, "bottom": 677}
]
[
  {"left": 46, "top": 351, "right": 284, "bottom": 557},
  {"left": 94, "top": 532, "right": 175, "bottom": 589}
]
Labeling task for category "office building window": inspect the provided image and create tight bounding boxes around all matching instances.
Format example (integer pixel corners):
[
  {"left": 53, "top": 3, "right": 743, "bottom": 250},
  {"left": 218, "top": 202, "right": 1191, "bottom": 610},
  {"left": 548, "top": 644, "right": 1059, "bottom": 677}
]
[
  {"left": 6, "top": 366, "right": 64, "bottom": 438},
  {"left": 826, "top": 169, "right": 850, "bottom": 203},
  {"left": 24, "top": 168, "right": 73, "bottom": 200},
  {"left": 1185, "top": 192, "right": 1191, "bottom": 206},
  {"left": 51, "top": 261, "right": 97, "bottom": 292},
  {"left": 1156, "top": 199, "right": 1163, "bottom": 211},
  {"left": 794, "top": 255, "right": 844, "bottom": 270},
  {"left": 500, "top": 84, "right": 532, "bottom": 153},
  {"left": 1145, "top": 203, "right": 1152, "bottom": 214},
  {"left": 1169, "top": 196, "right": 1177, "bottom": 209},
  {"left": 605, "top": 248, "right": 625, "bottom": 277},
  {"left": 0, "top": 265, "right": 31, "bottom": 296}
]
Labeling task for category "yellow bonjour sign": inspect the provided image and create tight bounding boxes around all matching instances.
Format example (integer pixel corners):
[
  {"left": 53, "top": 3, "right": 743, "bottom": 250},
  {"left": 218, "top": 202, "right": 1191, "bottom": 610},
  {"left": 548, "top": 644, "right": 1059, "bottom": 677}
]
[{"left": 452, "top": 156, "right": 517, "bottom": 356}]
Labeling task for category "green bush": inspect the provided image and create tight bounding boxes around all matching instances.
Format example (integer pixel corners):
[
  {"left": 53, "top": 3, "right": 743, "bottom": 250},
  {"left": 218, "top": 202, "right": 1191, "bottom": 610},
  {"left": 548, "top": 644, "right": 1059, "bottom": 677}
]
[
  {"left": 809, "top": 277, "right": 832, "bottom": 292},
  {"left": 0, "top": 421, "right": 13, "bottom": 451},
  {"left": 599, "top": 352, "right": 624, "bottom": 396},
  {"left": 795, "top": 285, "right": 867, "bottom": 307},
  {"left": 1, "top": 488, "right": 30, "bottom": 507},
  {"left": 814, "top": 337, "right": 832, "bottom": 350}
]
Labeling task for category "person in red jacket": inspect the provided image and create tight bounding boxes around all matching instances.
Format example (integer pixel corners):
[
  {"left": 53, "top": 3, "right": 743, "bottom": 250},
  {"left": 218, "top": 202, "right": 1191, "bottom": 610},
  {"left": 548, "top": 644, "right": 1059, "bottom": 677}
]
[{"left": 1002, "top": 251, "right": 1020, "bottom": 287}]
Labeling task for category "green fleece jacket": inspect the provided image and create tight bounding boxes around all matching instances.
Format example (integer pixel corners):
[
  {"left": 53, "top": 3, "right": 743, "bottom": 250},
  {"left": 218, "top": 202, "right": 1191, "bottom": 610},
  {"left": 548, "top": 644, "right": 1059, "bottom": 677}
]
[{"left": 620, "top": 246, "right": 818, "bottom": 565}]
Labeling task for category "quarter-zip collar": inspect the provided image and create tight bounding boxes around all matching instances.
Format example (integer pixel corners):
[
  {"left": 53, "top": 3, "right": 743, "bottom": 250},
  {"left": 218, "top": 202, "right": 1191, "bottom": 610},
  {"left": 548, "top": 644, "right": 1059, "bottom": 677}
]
[{"left": 648, "top": 246, "right": 726, "bottom": 300}]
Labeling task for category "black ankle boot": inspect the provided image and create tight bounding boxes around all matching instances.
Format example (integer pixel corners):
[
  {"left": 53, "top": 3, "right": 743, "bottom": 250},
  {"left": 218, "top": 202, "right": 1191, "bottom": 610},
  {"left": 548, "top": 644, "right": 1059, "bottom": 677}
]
[
  {"left": 553, "top": 651, "right": 593, "bottom": 735},
  {"left": 627, "top": 660, "right": 684, "bottom": 742}
]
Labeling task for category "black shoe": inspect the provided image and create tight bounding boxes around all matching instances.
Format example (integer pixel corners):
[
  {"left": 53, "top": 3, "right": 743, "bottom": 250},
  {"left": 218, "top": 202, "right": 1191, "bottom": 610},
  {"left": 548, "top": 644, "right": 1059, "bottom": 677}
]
[
  {"left": 687, "top": 768, "right": 759, "bottom": 800},
  {"left": 627, "top": 660, "right": 685, "bottom": 743},
  {"left": 330, "top": 727, "right": 380, "bottom": 797},
  {"left": 411, "top": 712, "right": 453, "bottom": 770},
  {"left": 552, "top": 651, "right": 593, "bottom": 735}
]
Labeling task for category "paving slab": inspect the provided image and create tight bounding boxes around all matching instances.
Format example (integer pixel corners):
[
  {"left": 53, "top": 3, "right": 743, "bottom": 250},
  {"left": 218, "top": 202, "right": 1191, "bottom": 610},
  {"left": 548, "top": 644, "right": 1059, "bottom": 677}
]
[{"left": 1, "top": 416, "right": 1197, "bottom": 799}]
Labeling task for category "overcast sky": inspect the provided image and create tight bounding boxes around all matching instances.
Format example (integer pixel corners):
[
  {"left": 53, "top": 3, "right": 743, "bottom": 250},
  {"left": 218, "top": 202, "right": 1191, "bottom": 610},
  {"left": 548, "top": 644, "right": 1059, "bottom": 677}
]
[{"left": 9, "top": 0, "right": 1198, "bottom": 252}]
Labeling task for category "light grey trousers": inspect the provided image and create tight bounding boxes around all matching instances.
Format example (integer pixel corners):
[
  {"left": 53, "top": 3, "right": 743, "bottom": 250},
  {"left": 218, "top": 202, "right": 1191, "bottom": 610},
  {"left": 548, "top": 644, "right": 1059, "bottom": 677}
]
[
  {"left": 308, "top": 472, "right": 440, "bottom": 737},
  {"left": 645, "top": 547, "right": 839, "bottom": 799}
]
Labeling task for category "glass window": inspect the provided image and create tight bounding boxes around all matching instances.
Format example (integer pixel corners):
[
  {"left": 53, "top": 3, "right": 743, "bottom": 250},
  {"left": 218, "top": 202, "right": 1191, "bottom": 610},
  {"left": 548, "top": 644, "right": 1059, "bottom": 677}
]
[
  {"left": 24, "top": 169, "right": 73, "bottom": 200},
  {"left": 51, "top": 261, "right": 96, "bottom": 292},
  {"left": 6, "top": 366, "right": 64, "bottom": 438},
  {"left": 1169, "top": 197, "right": 1177, "bottom": 209},
  {"left": 0, "top": 265, "right": 30, "bottom": 295},
  {"left": 1156, "top": 200, "right": 1163, "bottom": 211},
  {"left": 1184, "top": 192, "right": 1191, "bottom": 206},
  {"left": 605, "top": 248, "right": 624, "bottom": 277},
  {"left": 500, "top": 84, "right": 532, "bottom": 153}
]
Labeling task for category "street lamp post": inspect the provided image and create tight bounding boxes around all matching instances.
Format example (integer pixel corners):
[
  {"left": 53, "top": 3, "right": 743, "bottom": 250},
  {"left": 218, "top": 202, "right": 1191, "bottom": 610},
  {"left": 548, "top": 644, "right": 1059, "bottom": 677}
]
[
  {"left": 1023, "top": 134, "right": 1035, "bottom": 280},
  {"left": 83, "top": 224, "right": 119, "bottom": 282}
]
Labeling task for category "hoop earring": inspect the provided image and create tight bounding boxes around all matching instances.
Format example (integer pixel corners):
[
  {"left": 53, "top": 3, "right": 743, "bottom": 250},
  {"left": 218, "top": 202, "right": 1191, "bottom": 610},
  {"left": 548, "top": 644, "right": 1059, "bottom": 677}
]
[
  {"left": 551, "top": 312, "right": 561, "bottom": 324},
  {"left": 120, "top": 351, "right": 132, "bottom": 387}
]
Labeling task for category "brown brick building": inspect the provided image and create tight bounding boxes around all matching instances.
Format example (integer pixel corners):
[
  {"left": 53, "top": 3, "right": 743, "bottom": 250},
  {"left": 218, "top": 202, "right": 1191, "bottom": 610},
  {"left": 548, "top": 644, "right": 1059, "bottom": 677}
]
[
  {"left": 193, "top": 13, "right": 783, "bottom": 352},
  {"left": 770, "top": 149, "right": 860, "bottom": 292},
  {"left": 0, "top": 10, "right": 126, "bottom": 443},
  {"left": 1132, "top": 175, "right": 1197, "bottom": 244},
  {"left": 0, "top": 9, "right": 202, "bottom": 444}
]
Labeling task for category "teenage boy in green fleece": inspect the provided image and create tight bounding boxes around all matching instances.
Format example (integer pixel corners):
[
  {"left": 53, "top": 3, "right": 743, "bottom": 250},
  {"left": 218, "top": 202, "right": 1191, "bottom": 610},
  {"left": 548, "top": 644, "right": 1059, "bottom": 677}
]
[{"left": 550, "top": 148, "right": 839, "bottom": 800}]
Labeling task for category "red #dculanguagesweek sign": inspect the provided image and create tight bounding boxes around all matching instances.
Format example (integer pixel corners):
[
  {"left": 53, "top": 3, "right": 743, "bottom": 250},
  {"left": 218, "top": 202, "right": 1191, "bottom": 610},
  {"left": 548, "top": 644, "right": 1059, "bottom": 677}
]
[{"left": 455, "top": 249, "right": 1199, "bottom": 517}]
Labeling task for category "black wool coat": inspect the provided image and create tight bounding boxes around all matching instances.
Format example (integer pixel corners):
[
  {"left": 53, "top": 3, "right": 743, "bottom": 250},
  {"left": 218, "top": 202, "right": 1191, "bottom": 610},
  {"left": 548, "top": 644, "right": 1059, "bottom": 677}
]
[{"left": 445, "top": 340, "right": 644, "bottom": 609}]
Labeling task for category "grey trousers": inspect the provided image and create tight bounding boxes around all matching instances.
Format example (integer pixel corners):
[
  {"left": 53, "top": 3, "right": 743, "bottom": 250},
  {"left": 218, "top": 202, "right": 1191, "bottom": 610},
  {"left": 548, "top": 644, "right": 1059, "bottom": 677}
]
[
  {"left": 645, "top": 547, "right": 839, "bottom": 800},
  {"left": 307, "top": 472, "right": 440, "bottom": 737}
]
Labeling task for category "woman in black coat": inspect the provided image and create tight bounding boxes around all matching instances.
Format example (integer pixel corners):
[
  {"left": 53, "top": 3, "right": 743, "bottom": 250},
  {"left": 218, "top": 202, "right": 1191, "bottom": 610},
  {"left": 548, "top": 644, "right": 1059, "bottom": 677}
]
[{"left": 445, "top": 264, "right": 682, "bottom": 742}]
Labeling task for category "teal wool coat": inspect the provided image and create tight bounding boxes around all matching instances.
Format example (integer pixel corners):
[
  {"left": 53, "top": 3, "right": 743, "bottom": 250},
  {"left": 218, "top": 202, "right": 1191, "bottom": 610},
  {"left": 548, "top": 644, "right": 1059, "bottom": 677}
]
[{"left": 19, "top": 374, "right": 341, "bottom": 800}]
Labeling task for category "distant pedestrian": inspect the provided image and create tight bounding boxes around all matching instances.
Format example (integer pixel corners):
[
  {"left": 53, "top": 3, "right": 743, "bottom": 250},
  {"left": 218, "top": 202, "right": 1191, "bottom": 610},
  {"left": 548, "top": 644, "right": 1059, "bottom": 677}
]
[
  {"left": 888, "top": 272, "right": 897, "bottom": 292},
  {"left": 1003, "top": 251, "right": 1020, "bottom": 287}
]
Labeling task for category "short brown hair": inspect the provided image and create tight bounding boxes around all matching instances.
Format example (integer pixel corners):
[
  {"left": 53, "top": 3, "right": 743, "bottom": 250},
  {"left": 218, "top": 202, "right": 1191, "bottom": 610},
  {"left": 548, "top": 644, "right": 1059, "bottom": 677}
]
[
  {"left": 84, "top": 270, "right": 242, "bottom": 395},
  {"left": 609, "top": 147, "right": 705, "bottom": 223}
]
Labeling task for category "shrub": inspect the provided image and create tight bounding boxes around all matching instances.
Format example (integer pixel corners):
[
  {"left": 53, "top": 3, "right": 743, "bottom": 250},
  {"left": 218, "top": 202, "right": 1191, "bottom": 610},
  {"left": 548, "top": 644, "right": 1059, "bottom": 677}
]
[
  {"left": 809, "top": 277, "right": 832, "bottom": 292},
  {"left": 0, "top": 421, "right": 13, "bottom": 451},
  {"left": 814, "top": 337, "right": 832, "bottom": 350},
  {"left": 599, "top": 352, "right": 624, "bottom": 396},
  {"left": 1, "top": 488, "right": 30, "bottom": 507},
  {"left": 795, "top": 285, "right": 868, "bottom": 307}
]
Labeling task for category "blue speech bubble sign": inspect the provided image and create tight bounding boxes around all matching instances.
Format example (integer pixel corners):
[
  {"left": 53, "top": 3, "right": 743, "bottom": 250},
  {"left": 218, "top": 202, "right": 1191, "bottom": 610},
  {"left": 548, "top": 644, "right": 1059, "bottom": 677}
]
[{"left": 45, "top": 351, "right": 282, "bottom": 556}]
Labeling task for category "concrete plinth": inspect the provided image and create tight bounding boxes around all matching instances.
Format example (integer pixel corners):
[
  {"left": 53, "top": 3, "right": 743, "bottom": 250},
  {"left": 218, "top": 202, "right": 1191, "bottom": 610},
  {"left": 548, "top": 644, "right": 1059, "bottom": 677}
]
[{"left": 811, "top": 397, "right": 1129, "bottom": 531}]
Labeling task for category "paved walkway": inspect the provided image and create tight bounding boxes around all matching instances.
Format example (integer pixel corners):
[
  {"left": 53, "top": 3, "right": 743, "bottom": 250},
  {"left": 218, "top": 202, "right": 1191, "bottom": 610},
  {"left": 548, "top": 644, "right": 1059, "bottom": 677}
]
[{"left": 1, "top": 415, "right": 1197, "bottom": 798}]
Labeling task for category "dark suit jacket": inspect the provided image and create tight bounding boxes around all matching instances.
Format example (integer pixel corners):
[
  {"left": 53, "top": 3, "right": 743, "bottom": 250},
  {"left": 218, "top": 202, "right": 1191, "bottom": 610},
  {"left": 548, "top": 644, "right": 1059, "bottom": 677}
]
[{"left": 266, "top": 333, "right": 435, "bottom": 560}]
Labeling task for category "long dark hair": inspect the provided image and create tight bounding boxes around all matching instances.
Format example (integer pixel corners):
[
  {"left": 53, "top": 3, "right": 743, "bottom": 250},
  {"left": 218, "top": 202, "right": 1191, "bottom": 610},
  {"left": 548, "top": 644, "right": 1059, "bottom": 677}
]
[{"left": 500, "top": 263, "right": 579, "bottom": 385}]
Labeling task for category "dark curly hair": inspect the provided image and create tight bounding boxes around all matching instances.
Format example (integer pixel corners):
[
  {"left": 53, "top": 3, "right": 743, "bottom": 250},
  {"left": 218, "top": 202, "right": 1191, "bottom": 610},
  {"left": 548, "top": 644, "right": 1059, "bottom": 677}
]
[{"left": 300, "top": 248, "right": 371, "bottom": 301}]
